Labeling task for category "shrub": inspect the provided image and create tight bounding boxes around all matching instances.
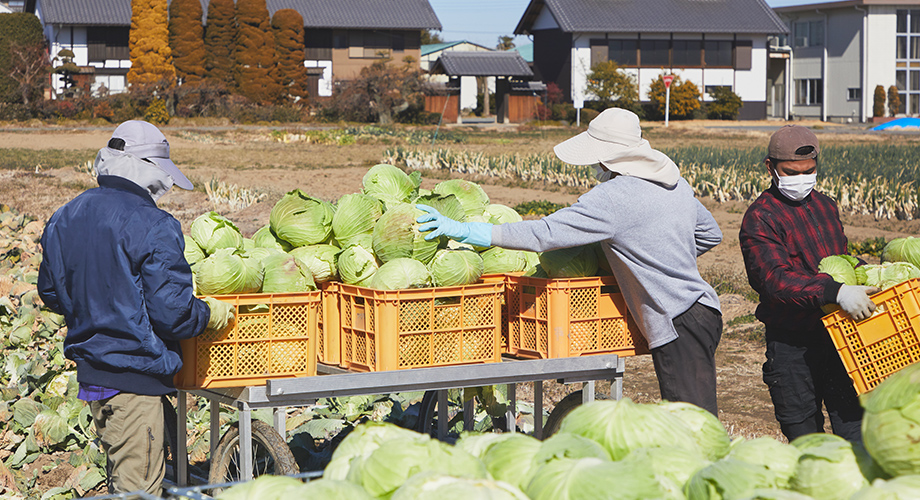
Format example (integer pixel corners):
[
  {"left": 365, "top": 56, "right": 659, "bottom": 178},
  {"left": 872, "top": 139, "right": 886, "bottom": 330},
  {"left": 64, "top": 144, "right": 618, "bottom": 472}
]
[
  {"left": 128, "top": 0, "right": 176, "bottom": 87},
  {"left": 888, "top": 85, "right": 901, "bottom": 117},
  {"left": 0, "top": 13, "right": 46, "bottom": 104},
  {"left": 234, "top": 0, "right": 280, "bottom": 104},
  {"left": 168, "top": 0, "right": 206, "bottom": 85},
  {"left": 272, "top": 9, "right": 308, "bottom": 102},
  {"left": 144, "top": 98, "right": 170, "bottom": 124},
  {"left": 92, "top": 101, "right": 114, "bottom": 122},
  {"left": 647, "top": 74, "right": 700, "bottom": 120},
  {"left": 873, "top": 85, "right": 886, "bottom": 118},
  {"left": 706, "top": 86, "right": 742, "bottom": 120},
  {"left": 586, "top": 61, "right": 639, "bottom": 111},
  {"left": 204, "top": 0, "right": 235, "bottom": 85}
]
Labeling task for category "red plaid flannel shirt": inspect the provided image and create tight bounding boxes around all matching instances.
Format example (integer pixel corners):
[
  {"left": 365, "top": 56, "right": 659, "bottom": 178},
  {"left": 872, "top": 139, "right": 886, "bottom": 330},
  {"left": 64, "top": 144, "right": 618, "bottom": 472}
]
[{"left": 740, "top": 186, "right": 847, "bottom": 332}]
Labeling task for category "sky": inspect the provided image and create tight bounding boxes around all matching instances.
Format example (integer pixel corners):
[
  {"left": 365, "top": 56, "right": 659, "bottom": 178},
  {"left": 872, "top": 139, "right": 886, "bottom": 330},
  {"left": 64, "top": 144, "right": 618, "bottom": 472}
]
[{"left": 426, "top": 0, "right": 841, "bottom": 49}]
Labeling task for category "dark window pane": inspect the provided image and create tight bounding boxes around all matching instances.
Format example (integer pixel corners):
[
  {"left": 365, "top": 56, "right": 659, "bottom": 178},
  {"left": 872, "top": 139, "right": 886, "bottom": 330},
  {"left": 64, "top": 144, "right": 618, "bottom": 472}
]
[
  {"left": 795, "top": 22, "right": 808, "bottom": 47},
  {"left": 898, "top": 36, "right": 908, "bottom": 59},
  {"left": 898, "top": 70, "right": 908, "bottom": 91},
  {"left": 912, "top": 10, "right": 920, "bottom": 33},
  {"left": 704, "top": 40, "right": 732, "bottom": 67},
  {"left": 672, "top": 40, "right": 701, "bottom": 67},
  {"left": 900, "top": 93, "right": 907, "bottom": 114},
  {"left": 912, "top": 70, "right": 920, "bottom": 91},
  {"left": 640, "top": 39, "right": 669, "bottom": 67},
  {"left": 305, "top": 29, "right": 333, "bottom": 60},
  {"left": 899, "top": 10, "right": 909, "bottom": 33},
  {"left": 609, "top": 39, "right": 637, "bottom": 66}
]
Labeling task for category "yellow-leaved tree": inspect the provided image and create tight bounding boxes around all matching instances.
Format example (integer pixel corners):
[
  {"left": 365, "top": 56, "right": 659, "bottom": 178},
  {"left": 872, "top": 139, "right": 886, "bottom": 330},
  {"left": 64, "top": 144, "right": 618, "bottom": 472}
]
[
  {"left": 128, "top": 0, "right": 176, "bottom": 86},
  {"left": 647, "top": 74, "right": 700, "bottom": 120}
]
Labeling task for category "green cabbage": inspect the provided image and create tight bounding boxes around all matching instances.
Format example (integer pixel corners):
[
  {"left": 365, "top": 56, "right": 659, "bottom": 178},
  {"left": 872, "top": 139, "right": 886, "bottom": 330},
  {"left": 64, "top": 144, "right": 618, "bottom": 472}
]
[
  {"left": 862, "top": 262, "right": 920, "bottom": 290},
  {"left": 659, "top": 401, "right": 731, "bottom": 461},
  {"left": 362, "top": 164, "right": 421, "bottom": 207},
  {"left": 289, "top": 244, "right": 340, "bottom": 284},
  {"left": 539, "top": 245, "right": 599, "bottom": 278},
  {"left": 818, "top": 255, "right": 859, "bottom": 286},
  {"left": 392, "top": 473, "right": 529, "bottom": 500},
  {"left": 524, "top": 457, "right": 665, "bottom": 500},
  {"left": 851, "top": 475, "right": 920, "bottom": 500},
  {"left": 296, "top": 479, "right": 375, "bottom": 499},
  {"left": 557, "top": 398, "right": 701, "bottom": 460},
  {"left": 433, "top": 179, "right": 490, "bottom": 218},
  {"left": 882, "top": 236, "right": 920, "bottom": 268},
  {"left": 190, "top": 211, "right": 243, "bottom": 255},
  {"left": 183, "top": 235, "right": 206, "bottom": 266},
  {"left": 242, "top": 238, "right": 254, "bottom": 251},
  {"left": 337, "top": 245, "right": 380, "bottom": 286},
  {"left": 325, "top": 422, "right": 431, "bottom": 480},
  {"left": 533, "top": 432, "right": 611, "bottom": 466},
  {"left": 738, "top": 490, "right": 816, "bottom": 500},
  {"left": 789, "top": 433, "right": 870, "bottom": 499},
  {"left": 332, "top": 193, "right": 384, "bottom": 249},
  {"left": 685, "top": 458, "right": 780, "bottom": 500},
  {"left": 415, "top": 193, "right": 467, "bottom": 223},
  {"left": 369, "top": 258, "right": 432, "bottom": 290},
  {"left": 269, "top": 189, "right": 335, "bottom": 247},
  {"left": 215, "top": 473, "right": 303, "bottom": 500},
  {"left": 260, "top": 251, "right": 316, "bottom": 293},
  {"left": 484, "top": 204, "right": 523, "bottom": 224},
  {"left": 194, "top": 248, "right": 264, "bottom": 295},
  {"left": 728, "top": 437, "right": 802, "bottom": 489},
  {"left": 372, "top": 203, "right": 439, "bottom": 264},
  {"left": 862, "top": 362, "right": 920, "bottom": 477},
  {"left": 252, "top": 224, "right": 292, "bottom": 252},
  {"left": 428, "top": 249, "right": 484, "bottom": 287},
  {"left": 480, "top": 247, "right": 529, "bottom": 275},
  {"left": 480, "top": 434, "right": 542, "bottom": 490},
  {"left": 455, "top": 432, "right": 518, "bottom": 460},
  {"left": 622, "top": 446, "right": 709, "bottom": 500}
]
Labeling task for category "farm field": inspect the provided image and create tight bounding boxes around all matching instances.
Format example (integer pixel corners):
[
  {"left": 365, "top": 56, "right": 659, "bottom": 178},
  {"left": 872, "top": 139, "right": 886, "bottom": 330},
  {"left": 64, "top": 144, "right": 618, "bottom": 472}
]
[{"left": 2, "top": 118, "right": 920, "bottom": 497}]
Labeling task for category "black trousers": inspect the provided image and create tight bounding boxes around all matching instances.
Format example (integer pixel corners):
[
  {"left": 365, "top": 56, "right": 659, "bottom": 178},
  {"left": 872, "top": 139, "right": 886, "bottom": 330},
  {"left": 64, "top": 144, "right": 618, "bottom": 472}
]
[
  {"left": 651, "top": 300, "right": 723, "bottom": 416},
  {"left": 762, "top": 326, "right": 863, "bottom": 442}
]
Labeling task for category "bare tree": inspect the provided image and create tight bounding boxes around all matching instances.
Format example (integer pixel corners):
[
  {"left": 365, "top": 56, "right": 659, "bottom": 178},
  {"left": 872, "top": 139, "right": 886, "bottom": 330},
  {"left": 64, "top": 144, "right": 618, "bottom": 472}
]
[{"left": 8, "top": 42, "right": 50, "bottom": 105}]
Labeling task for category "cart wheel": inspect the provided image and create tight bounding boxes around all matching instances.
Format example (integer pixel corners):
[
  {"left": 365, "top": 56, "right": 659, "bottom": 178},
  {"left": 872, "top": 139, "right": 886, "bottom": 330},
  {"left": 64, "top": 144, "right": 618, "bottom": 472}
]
[
  {"left": 208, "top": 420, "right": 298, "bottom": 487},
  {"left": 543, "top": 390, "right": 584, "bottom": 439},
  {"left": 415, "top": 389, "right": 507, "bottom": 440},
  {"left": 162, "top": 396, "right": 186, "bottom": 485}
]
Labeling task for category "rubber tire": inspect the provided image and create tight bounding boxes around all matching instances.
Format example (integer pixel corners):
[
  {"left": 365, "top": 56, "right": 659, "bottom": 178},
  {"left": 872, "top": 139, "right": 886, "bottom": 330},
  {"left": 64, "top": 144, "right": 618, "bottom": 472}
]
[
  {"left": 542, "top": 390, "right": 584, "bottom": 439},
  {"left": 415, "top": 389, "right": 508, "bottom": 439},
  {"left": 208, "top": 419, "right": 298, "bottom": 487}
]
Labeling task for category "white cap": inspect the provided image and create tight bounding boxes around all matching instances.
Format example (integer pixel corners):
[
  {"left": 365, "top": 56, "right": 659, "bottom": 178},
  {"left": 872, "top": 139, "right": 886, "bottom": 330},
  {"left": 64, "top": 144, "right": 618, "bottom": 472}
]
[
  {"left": 553, "top": 108, "right": 643, "bottom": 165},
  {"left": 107, "top": 120, "right": 193, "bottom": 190}
]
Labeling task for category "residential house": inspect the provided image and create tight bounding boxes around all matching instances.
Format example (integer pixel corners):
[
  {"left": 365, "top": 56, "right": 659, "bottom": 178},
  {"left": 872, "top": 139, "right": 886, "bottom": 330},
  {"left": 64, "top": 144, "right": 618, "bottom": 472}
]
[
  {"left": 25, "top": 0, "right": 441, "bottom": 99},
  {"left": 514, "top": 0, "right": 788, "bottom": 120},
  {"left": 772, "top": 0, "right": 920, "bottom": 123},
  {"left": 421, "top": 40, "right": 492, "bottom": 110}
]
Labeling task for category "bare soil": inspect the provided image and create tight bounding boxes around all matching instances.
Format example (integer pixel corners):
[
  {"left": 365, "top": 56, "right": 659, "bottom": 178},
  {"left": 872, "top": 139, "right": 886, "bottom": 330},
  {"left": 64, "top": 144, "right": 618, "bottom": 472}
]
[{"left": 3, "top": 120, "right": 919, "bottom": 491}]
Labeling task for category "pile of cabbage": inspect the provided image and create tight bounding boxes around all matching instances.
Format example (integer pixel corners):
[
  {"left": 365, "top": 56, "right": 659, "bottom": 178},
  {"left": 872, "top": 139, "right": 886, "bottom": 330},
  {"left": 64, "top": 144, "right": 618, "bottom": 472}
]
[
  {"left": 186, "top": 164, "right": 608, "bottom": 293},
  {"left": 218, "top": 364, "right": 920, "bottom": 500},
  {"left": 819, "top": 237, "right": 920, "bottom": 292}
]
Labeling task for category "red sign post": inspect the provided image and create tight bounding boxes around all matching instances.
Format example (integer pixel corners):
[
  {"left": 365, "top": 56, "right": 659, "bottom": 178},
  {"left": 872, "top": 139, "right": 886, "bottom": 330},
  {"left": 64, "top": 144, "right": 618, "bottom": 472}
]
[{"left": 662, "top": 75, "right": 674, "bottom": 127}]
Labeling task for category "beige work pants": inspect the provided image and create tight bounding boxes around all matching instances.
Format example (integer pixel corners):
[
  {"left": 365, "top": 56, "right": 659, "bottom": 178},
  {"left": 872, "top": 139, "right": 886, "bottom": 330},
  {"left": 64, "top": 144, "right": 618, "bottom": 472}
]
[{"left": 89, "top": 393, "right": 165, "bottom": 496}]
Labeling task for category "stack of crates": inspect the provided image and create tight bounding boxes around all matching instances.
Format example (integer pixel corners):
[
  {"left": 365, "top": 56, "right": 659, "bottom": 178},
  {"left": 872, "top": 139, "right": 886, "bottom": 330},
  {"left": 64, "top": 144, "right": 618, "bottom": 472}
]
[
  {"left": 317, "top": 281, "right": 342, "bottom": 366},
  {"left": 822, "top": 278, "right": 920, "bottom": 394}
]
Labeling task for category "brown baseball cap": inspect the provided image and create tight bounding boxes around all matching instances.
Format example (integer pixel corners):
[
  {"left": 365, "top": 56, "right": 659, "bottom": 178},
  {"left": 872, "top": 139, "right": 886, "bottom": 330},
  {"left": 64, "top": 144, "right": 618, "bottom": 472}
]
[{"left": 767, "top": 125, "right": 820, "bottom": 161}]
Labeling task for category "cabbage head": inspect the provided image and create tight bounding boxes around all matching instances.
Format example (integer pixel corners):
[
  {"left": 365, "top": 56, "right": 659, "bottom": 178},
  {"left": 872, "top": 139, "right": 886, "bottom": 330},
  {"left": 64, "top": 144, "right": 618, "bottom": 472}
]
[
  {"left": 183, "top": 235, "right": 206, "bottom": 267},
  {"left": 190, "top": 211, "right": 243, "bottom": 255},
  {"left": 295, "top": 479, "right": 374, "bottom": 500},
  {"left": 533, "top": 432, "right": 611, "bottom": 467},
  {"left": 372, "top": 203, "right": 439, "bottom": 264},
  {"left": 393, "top": 473, "right": 529, "bottom": 500},
  {"left": 685, "top": 459, "right": 784, "bottom": 500},
  {"left": 622, "top": 446, "right": 709, "bottom": 499},
  {"left": 252, "top": 224, "right": 292, "bottom": 252},
  {"left": 851, "top": 475, "right": 920, "bottom": 500},
  {"left": 862, "top": 262, "right": 920, "bottom": 290},
  {"left": 369, "top": 258, "right": 432, "bottom": 290},
  {"left": 332, "top": 193, "right": 384, "bottom": 249},
  {"left": 484, "top": 204, "right": 523, "bottom": 224},
  {"left": 789, "top": 433, "right": 870, "bottom": 500},
  {"left": 881, "top": 236, "right": 920, "bottom": 268},
  {"left": 524, "top": 457, "right": 665, "bottom": 500},
  {"left": 433, "top": 179, "right": 490, "bottom": 218},
  {"left": 269, "top": 189, "right": 335, "bottom": 247},
  {"left": 862, "top": 362, "right": 920, "bottom": 477},
  {"left": 260, "top": 251, "right": 316, "bottom": 293},
  {"left": 428, "top": 249, "right": 484, "bottom": 286},
  {"left": 337, "top": 245, "right": 380, "bottom": 286},
  {"left": 362, "top": 164, "right": 421, "bottom": 207},
  {"left": 481, "top": 247, "right": 529, "bottom": 275},
  {"left": 557, "top": 398, "right": 700, "bottom": 460},
  {"left": 658, "top": 401, "right": 731, "bottom": 461},
  {"left": 415, "top": 193, "right": 466, "bottom": 223},
  {"left": 194, "top": 248, "right": 264, "bottom": 295},
  {"left": 325, "top": 422, "right": 431, "bottom": 480},
  {"left": 727, "top": 437, "right": 802, "bottom": 488},
  {"left": 215, "top": 473, "right": 303, "bottom": 500},
  {"left": 539, "top": 245, "right": 599, "bottom": 278},
  {"left": 455, "top": 432, "right": 517, "bottom": 460},
  {"left": 480, "top": 434, "right": 542, "bottom": 490},
  {"left": 289, "top": 244, "right": 340, "bottom": 284},
  {"left": 738, "top": 489, "right": 816, "bottom": 500},
  {"left": 818, "top": 255, "right": 859, "bottom": 286}
]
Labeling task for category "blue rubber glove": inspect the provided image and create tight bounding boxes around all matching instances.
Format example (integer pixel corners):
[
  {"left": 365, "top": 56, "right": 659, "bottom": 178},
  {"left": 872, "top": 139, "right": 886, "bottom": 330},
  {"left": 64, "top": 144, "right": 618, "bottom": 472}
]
[{"left": 416, "top": 204, "right": 493, "bottom": 248}]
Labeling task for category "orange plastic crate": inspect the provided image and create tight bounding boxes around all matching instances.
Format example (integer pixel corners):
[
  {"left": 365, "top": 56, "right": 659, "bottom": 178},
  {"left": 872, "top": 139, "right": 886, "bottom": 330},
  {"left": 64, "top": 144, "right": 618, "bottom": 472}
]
[
  {"left": 317, "top": 282, "right": 342, "bottom": 366},
  {"left": 481, "top": 273, "right": 512, "bottom": 354},
  {"left": 505, "top": 275, "right": 648, "bottom": 359},
  {"left": 822, "top": 278, "right": 920, "bottom": 394},
  {"left": 338, "top": 282, "right": 504, "bottom": 372},
  {"left": 175, "top": 292, "right": 320, "bottom": 389}
]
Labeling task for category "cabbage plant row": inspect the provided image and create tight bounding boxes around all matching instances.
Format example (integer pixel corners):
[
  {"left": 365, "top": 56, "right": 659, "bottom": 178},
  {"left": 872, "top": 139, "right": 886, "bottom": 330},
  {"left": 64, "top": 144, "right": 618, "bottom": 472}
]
[
  {"left": 220, "top": 364, "right": 920, "bottom": 500},
  {"left": 383, "top": 144, "right": 920, "bottom": 221}
]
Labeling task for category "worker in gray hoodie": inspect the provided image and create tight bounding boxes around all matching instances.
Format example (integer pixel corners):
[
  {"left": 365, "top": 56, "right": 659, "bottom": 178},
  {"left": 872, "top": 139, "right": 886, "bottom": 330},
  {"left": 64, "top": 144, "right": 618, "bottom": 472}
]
[{"left": 417, "top": 108, "right": 723, "bottom": 415}]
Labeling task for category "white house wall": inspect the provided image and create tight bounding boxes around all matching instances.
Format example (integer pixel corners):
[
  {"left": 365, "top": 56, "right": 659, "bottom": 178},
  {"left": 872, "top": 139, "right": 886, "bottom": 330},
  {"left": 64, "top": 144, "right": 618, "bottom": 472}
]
[
  {"left": 866, "top": 6, "right": 898, "bottom": 108},
  {"left": 304, "top": 60, "right": 332, "bottom": 97},
  {"left": 826, "top": 7, "right": 863, "bottom": 121},
  {"left": 532, "top": 7, "right": 559, "bottom": 31}
]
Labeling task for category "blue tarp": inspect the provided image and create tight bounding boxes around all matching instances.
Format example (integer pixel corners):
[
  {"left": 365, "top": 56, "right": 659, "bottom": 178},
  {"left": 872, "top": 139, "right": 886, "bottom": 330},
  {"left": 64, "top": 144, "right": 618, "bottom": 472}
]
[{"left": 872, "top": 117, "right": 920, "bottom": 130}]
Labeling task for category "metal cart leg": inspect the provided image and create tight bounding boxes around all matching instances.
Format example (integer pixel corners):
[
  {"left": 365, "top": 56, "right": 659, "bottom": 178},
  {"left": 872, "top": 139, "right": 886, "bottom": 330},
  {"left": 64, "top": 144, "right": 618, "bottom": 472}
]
[
  {"left": 273, "top": 408, "right": 286, "bottom": 440},
  {"left": 463, "top": 391, "right": 474, "bottom": 432},
  {"left": 534, "top": 381, "right": 543, "bottom": 440},
  {"left": 238, "top": 402, "right": 253, "bottom": 482},
  {"left": 210, "top": 399, "right": 220, "bottom": 461},
  {"left": 177, "top": 391, "right": 188, "bottom": 487},
  {"left": 506, "top": 384, "right": 516, "bottom": 433},
  {"left": 582, "top": 381, "right": 595, "bottom": 404},
  {"left": 437, "top": 389, "right": 448, "bottom": 441},
  {"left": 613, "top": 357, "right": 625, "bottom": 400}
]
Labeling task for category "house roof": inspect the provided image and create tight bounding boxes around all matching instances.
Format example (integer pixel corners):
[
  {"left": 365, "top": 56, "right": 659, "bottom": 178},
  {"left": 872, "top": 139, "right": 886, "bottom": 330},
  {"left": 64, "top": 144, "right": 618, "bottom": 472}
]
[
  {"left": 773, "top": 0, "right": 920, "bottom": 13},
  {"left": 512, "top": 43, "right": 533, "bottom": 63},
  {"left": 429, "top": 51, "right": 533, "bottom": 77},
  {"left": 421, "top": 40, "right": 492, "bottom": 57},
  {"left": 29, "top": 0, "right": 442, "bottom": 29},
  {"left": 514, "top": 0, "right": 788, "bottom": 35}
]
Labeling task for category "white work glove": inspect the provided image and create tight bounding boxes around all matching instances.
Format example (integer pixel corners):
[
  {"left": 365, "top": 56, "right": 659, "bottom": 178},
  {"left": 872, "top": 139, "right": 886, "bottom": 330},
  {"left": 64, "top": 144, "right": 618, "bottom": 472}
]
[
  {"left": 203, "top": 297, "right": 234, "bottom": 334},
  {"left": 836, "top": 285, "right": 879, "bottom": 321}
]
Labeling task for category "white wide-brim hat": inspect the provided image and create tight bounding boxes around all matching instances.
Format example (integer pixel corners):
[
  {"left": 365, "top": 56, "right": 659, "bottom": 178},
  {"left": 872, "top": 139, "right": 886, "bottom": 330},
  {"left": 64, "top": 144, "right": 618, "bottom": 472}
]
[
  {"left": 107, "top": 120, "right": 193, "bottom": 190},
  {"left": 553, "top": 108, "right": 643, "bottom": 165}
]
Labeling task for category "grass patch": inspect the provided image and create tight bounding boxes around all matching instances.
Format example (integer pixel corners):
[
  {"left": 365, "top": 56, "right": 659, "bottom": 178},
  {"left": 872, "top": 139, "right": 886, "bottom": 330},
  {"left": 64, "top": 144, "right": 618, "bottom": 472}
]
[
  {"left": 700, "top": 268, "right": 759, "bottom": 302},
  {"left": 0, "top": 148, "right": 96, "bottom": 171},
  {"left": 727, "top": 314, "right": 757, "bottom": 328}
]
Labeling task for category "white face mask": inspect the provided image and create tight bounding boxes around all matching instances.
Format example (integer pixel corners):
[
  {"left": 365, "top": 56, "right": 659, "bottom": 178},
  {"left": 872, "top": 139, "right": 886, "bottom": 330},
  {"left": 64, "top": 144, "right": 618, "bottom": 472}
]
[
  {"left": 593, "top": 164, "right": 614, "bottom": 182},
  {"left": 774, "top": 173, "right": 817, "bottom": 202}
]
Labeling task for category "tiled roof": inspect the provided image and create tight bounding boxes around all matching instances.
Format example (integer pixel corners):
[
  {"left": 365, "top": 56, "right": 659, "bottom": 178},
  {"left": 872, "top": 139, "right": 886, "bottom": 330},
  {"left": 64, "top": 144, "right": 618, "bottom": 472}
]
[
  {"left": 421, "top": 41, "right": 465, "bottom": 56},
  {"left": 515, "top": 0, "right": 788, "bottom": 35},
  {"left": 31, "top": 0, "right": 441, "bottom": 29},
  {"left": 430, "top": 51, "right": 533, "bottom": 77}
]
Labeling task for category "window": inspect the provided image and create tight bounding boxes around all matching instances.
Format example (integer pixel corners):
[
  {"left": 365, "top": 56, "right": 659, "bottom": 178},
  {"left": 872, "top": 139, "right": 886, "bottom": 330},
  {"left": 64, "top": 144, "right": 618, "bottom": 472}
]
[
  {"left": 705, "top": 85, "right": 731, "bottom": 95},
  {"left": 639, "top": 39, "right": 669, "bottom": 67},
  {"left": 794, "top": 20, "right": 824, "bottom": 47},
  {"left": 912, "top": 9, "right": 920, "bottom": 33},
  {"left": 796, "top": 78, "right": 822, "bottom": 105},
  {"left": 608, "top": 39, "right": 637, "bottom": 66},
  {"left": 899, "top": 10, "right": 908, "bottom": 33},
  {"left": 899, "top": 36, "right": 909, "bottom": 59},
  {"left": 304, "top": 29, "right": 333, "bottom": 60},
  {"left": 87, "top": 27, "right": 129, "bottom": 62},
  {"left": 672, "top": 40, "right": 702, "bottom": 67},
  {"left": 847, "top": 88, "right": 862, "bottom": 101},
  {"left": 704, "top": 40, "right": 732, "bottom": 67}
]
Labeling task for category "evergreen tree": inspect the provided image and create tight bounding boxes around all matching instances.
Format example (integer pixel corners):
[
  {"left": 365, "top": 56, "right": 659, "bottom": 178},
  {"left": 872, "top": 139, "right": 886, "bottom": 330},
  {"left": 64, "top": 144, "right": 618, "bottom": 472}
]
[
  {"left": 271, "top": 9, "right": 308, "bottom": 101},
  {"left": 233, "top": 0, "right": 280, "bottom": 103},
  {"left": 204, "top": 0, "right": 236, "bottom": 85},
  {"left": 873, "top": 85, "right": 886, "bottom": 118},
  {"left": 169, "top": 0, "right": 206, "bottom": 85},
  {"left": 888, "top": 85, "right": 901, "bottom": 117},
  {"left": 128, "top": 0, "right": 176, "bottom": 86},
  {"left": 0, "top": 13, "right": 46, "bottom": 103}
]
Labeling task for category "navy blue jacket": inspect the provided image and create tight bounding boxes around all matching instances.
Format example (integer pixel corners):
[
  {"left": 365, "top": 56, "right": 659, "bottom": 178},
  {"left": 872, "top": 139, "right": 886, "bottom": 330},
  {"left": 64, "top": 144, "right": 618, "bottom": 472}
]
[{"left": 38, "top": 175, "right": 210, "bottom": 395}]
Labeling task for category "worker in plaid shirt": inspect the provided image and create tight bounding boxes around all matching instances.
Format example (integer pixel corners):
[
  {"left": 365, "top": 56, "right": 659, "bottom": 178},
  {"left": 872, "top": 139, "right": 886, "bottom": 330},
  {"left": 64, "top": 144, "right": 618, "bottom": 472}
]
[{"left": 740, "top": 125, "right": 877, "bottom": 442}]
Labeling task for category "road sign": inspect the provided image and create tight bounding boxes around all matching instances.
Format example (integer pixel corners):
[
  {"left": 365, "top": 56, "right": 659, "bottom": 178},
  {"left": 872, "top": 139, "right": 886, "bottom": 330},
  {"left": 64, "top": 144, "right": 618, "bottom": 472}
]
[
  {"left": 663, "top": 75, "right": 673, "bottom": 127},
  {"left": 663, "top": 75, "right": 674, "bottom": 89}
]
